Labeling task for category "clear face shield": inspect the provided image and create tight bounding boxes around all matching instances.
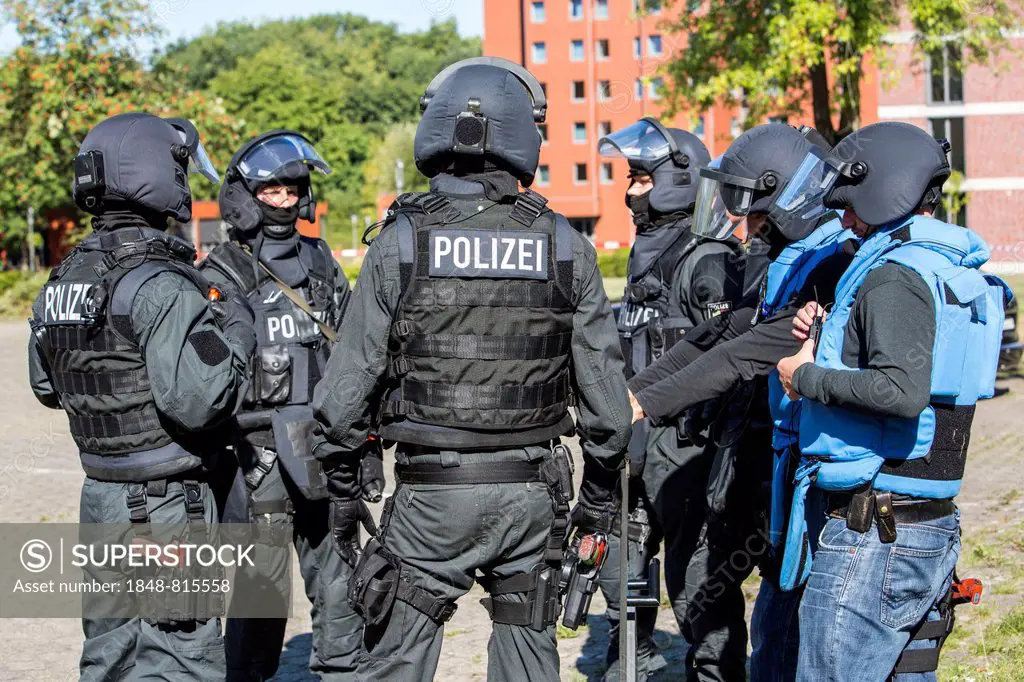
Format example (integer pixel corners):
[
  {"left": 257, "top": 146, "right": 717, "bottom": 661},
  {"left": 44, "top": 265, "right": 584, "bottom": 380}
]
[
  {"left": 235, "top": 133, "right": 333, "bottom": 185},
  {"left": 597, "top": 117, "right": 673, "bottom": 165},
  {"left": 164, "top": 118, "right": 220, "bottom": 184},
  {"left": 692, "top": 157, "right": 745, "bottom": 241},
  {"left": 693, "top": 151, "right": 842, "bottom": 242}
]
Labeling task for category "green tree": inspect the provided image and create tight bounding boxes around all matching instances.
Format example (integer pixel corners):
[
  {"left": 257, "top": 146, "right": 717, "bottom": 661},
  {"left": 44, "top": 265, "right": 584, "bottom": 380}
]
[
  {"left": 362, "top": 121, "right": 429, "bottom": 205},
  {"left": 167, "top": 15, "right": 479, "bottom": 221},
  {"left": 0, "top": 0, "right": 244, "bottom": 256},
  {"left": 661, "top": 0, "right": 1020, "bottom": 144}
]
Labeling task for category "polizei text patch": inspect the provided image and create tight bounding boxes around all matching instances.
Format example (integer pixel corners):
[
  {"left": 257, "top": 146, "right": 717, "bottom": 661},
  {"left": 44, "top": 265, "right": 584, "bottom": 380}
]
[
  {"left": 42, "top": 282, "right": 94, "bottom": 324},
  {"left": 429, "top": 229, "right": 549, "bottom": 280}
]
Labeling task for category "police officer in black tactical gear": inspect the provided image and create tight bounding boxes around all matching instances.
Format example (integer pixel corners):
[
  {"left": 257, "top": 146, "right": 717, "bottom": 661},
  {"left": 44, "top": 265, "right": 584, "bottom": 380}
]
[
  {"left": 198, "top": 130, "right": 368, "bottom": 680},
  {"left": 311, "top": 57, "right": 632, "bottom": 681},
  {"left": 627, "top": 123, "right": 860, "bottom": 681},
  {"left": 595, "top": 119, "right": 748, "bottom": 681},
  {"left": 27, "top": 112, "right": 256, "bottom": 680}
]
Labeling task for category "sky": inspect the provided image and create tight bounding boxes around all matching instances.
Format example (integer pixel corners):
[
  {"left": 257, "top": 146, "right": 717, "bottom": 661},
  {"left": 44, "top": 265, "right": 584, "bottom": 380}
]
[{"left": 0, "top": 0, "right": 484, "bottom": 53}]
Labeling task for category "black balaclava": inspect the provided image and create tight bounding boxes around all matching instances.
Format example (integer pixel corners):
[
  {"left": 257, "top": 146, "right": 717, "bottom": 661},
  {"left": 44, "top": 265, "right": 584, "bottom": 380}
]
[{"left": 245, "top": 174, "right": 311, "bottom": 288}]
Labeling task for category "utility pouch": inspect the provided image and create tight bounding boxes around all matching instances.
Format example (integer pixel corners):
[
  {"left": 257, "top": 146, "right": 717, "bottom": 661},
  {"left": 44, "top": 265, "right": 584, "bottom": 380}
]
[
  {"left": 244, "top": 447, "right": 278, "bottom": 491},
  {"left": 258, "top": 344, "right": 291, "bottom": 404},
  {"left": 551, "top": 443, "right": 575, "bottom": 504},
  {"left": 348, "top": 538, "right": 401, "bottom": 626},
  {"left": 846, "top": 487, "right": 874, "bottom": 534},
  {"left": 874, "top": 491, "right": 898, "bottom": 544}
]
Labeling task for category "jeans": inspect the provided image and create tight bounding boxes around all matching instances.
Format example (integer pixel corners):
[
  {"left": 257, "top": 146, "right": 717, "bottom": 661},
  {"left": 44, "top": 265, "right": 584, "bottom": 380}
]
[
  {"left": 796, "top": 510, "right": 961, "bottom": 682},
  {"left": 749, "top": 578, "right": 802, "bottom": 682}
]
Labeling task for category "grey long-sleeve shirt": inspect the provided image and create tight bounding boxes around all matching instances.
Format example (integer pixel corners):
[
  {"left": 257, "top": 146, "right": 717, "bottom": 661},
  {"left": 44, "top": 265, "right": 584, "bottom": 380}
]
[
  {"left": 29, "top": 270, "right": 255, "bottom": 432},
  {"left": 311, "top": 195, "right": 632, "bottom": 478},
  {"left": 792, "top": 263, "right": 935, "bottom": 419}
]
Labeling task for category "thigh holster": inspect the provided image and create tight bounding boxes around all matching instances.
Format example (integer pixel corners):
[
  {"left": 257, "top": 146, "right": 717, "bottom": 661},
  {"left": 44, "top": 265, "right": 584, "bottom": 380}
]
[
  {"left": 479, "top": 564, "right": 561, "bottom": 632},
  {"left": 348, "top": 538, "right": 458, "bottom": 627}
]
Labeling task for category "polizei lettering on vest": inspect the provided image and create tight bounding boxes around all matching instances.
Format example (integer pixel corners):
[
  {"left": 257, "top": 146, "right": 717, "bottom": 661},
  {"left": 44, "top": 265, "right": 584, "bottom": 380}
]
[
  {"left": 43, "top": 282, "right": 94, "bottom": 324},
  {"left": 429, "top": 229, "right": 549, "bottom": 280}
]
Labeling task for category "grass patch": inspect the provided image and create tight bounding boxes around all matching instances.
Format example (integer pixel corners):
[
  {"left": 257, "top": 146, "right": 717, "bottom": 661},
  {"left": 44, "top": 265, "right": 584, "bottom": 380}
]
[
  {"left": 0, "top": 270, "right": 49, "bottom": 319},
  {"left": 557, "top": 624, "right": 584, "bottom": 640}
]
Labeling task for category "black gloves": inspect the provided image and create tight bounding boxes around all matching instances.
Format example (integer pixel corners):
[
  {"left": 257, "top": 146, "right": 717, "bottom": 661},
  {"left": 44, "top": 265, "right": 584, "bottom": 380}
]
[
  {"left": 330, "top": 499, "right": 377, "bottom": 567},
  {"left": 322, "top": 437, "right": 387, "bottom": 565},
  {"left": 210, "top": 291, "right": 256, "bottom": 356},
  {"left": 571, "top": 456, "right": 621, "bottom": 536}
]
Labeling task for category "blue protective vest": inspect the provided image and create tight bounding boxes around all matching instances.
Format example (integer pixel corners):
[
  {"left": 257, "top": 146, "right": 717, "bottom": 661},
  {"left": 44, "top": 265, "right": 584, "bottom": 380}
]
[
  {"left": 762, "top": 217, "right": 852, "bottom": 451},
  {"left": 798, "top": 215, "right": 1005, "bottom": 499}
]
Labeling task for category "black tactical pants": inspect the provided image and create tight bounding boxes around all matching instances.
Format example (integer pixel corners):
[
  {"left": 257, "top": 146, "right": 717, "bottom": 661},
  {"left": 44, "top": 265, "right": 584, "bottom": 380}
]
[
  {"left": 354, "top": 445, "right": 561, "bottom": 682},
  {"left": 682, "top": 427, "right": 773, "bottom": 682},
  {"left": 225, "top": 450, "right": 360, "bottom": 681},
  {"left": 79, "top": 476, "right": 225, "bottom": 681}
]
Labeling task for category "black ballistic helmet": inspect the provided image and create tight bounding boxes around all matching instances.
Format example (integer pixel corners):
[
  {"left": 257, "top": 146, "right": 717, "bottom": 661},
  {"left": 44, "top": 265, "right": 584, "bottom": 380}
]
[
  {"left": 692, "top": 123, "right": 845, "bottom": 244},
  {"left": 414, "top": 57, "right": 547, "bottom": 186},
  {"left": 824, "top": 121, "right": 952, "bottom": 227},
  {"left": 598, "top": 118, "right": 711, "bottom": 214},
  {"left": 72, "top": 112, "right": 219, "bottom": 222},
  {"left": 218, "top": 130, "right": 332, "bottom": 235}
]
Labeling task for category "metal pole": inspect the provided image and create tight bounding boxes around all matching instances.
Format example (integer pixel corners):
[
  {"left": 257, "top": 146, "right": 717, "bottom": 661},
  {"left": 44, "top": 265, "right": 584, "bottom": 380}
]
[
  {"left": 350, "top": 214, "right": 358, "bottom": 251},
  {"left": 395, "top": 159, "right": 405, "bottom": 194},
  {"left": 620, "top": 458, "right": 631, "bottom": 682},
  {"left": 27, "top": 206, "right": 36, "bottom": 271}
]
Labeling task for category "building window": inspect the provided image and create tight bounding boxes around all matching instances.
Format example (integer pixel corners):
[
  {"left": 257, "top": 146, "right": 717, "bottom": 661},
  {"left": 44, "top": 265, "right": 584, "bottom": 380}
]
[
  {"left": 930, "top": 117, "right": 966, "bottom": 225},
  {"left": 531, "top": 1, "right": 545, "bottom": 22},
  {"left": 601, "top": 162, "right": 614, "bottom": 184},
  {"left": 633, "top": 0, "right": 662, "bottom": 12},
  {"left": 537, "top": 123, "right": 548, "bottom": 144},
  {"left": 635, "top": 79, "right": 643, "bottom": 100},
  {"left": 647, "top": 35, "right": 663, "bottom": 56},
  {"left": 573, "top": 122, "right": 587, "bottom": 143},
  {"left": 571, "top": 80, "right": 586, "bottom": 102},
  {"left": 730, "top": 117, "right": 742, "bottom": 138},
  {"left": 633, "top": 37, "right": 641, "bottom": 58},
  {"left": 570, "top": 40, "right": 585, "bottom": 61},
  {"left": 574, "top": 163, "right": 589, "bottom": 183},
  {"left": 569, "top": 217, "right": 597, "bottom": 239},
  {"left": 694, "top": 115, "right": 705, "bottom": 138},
  {"left": 597, "top": 80, "right": 611, "bottom": 101},
  {"left": 537, "top": 165, "right": 551, "bottom": 186},
  {"left": 595, "top": 0, "right": 609, "bottom": 19},
  {"left": 599, "top": 121, "right": 612, "bottom": 137},
  {"left": 596, "top": 38, "right": 610, "bottom": 60},
  {"left": 930, "top": 117, "right": 965, "bottom": 175},
  {"left": 929, "top": 44, "right": 963, "bottom": 104},
  {"left": 569, "top": 0, "right": 583, "bottom": 20},
  {"left": 648, "top": 77, "right": 664, "bottom": 99},
  {"left": 532, "top": 42, "right": 547, "bottom": 64}
]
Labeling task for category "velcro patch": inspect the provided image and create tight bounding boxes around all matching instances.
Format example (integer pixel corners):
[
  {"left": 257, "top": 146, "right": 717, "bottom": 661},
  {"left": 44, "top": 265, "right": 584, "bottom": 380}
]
[
  {"left": 42, "top": 281, "right": 94, "bottom": 325},
  {"left": 704, "top": 301, "right": 732, "bottom": 320},
  {"left": 429, "top": 229, "right": 549, "bottom": 280},
  {"left": 188, "top": 330, "right": 230, "bottom": 366}
]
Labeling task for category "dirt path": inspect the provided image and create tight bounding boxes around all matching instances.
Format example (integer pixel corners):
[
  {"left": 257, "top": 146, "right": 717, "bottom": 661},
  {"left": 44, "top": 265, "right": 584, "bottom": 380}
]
[{"left": 0, "top": 319, "right": 1020, "bottom": 680}]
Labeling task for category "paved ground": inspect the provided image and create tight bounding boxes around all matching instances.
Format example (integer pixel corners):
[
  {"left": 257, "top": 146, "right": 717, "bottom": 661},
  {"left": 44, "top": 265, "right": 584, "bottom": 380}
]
[{"left": 1, "top": 318, "right": 1021, "bottom": 680}]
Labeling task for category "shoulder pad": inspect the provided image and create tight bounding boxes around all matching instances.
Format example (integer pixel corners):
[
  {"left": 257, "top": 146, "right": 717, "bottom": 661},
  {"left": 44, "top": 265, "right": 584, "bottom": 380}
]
[
  {"left": 299, "top": 236, "right": 335, "bottom": 286},
  {"left": 390, "top": 192, "right": 451, "bottom": 215},
  {"left": 201, "top": 241, "right": 258, "bottom": 294},
  {"left": 106, "top": 261, "right": 207, "bottom": 341}
]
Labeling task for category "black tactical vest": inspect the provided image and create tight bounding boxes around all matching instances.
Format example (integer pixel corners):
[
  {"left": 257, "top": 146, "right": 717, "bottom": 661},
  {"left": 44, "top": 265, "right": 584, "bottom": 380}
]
[
  {"left": 616, "top": 228, "right": 705, "bottom": 379},
  {"left": 34, "top": 227, "right": 210, "bottom": 481},
  {"left": 200, "top": 238, "right": 339, "bottom": 497},
  {"left": 380, "top": 190, "right": 577, "bottom": 449}
]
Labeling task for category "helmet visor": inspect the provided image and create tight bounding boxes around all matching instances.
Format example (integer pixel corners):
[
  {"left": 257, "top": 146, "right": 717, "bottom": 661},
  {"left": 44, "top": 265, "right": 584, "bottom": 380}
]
[
  {"left": 692, "top": 157, "right": 744, "bottom": 241},
  {"left": 236, "top": 134, "right": 332, "bottom": 183},
  {"left": 770, "top": 151, "right": 840, "bottom": 223},
  {"left": 598, "top": 118, "right": 672, "bottom": 162},
  {"left": 166, "top": 118, "right": 220, "bottom": 184}
]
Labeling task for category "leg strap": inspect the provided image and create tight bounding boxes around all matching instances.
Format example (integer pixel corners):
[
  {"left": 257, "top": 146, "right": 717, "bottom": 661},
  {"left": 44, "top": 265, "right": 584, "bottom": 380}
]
[
  {"left": 891, "top": 586, "right": 955, "bottom": 675},
  {"left": 478, "top": 565, "right": 561, "bottom": 631}
]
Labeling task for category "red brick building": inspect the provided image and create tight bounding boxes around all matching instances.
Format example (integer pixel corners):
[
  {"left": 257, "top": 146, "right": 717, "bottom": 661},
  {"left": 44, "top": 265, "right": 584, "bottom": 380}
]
[{"left": 482, "top": 0, "right": 1021, "bottom": 257}]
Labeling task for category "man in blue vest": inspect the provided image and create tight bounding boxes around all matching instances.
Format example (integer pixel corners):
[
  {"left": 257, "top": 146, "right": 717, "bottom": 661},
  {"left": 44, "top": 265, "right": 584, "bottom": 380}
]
[
  {"left": 776, "top": 122, "right": 1007, "bottom": 680},
  {"left": 628, "top": 123, "right": 861, "bottom": 681}
]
